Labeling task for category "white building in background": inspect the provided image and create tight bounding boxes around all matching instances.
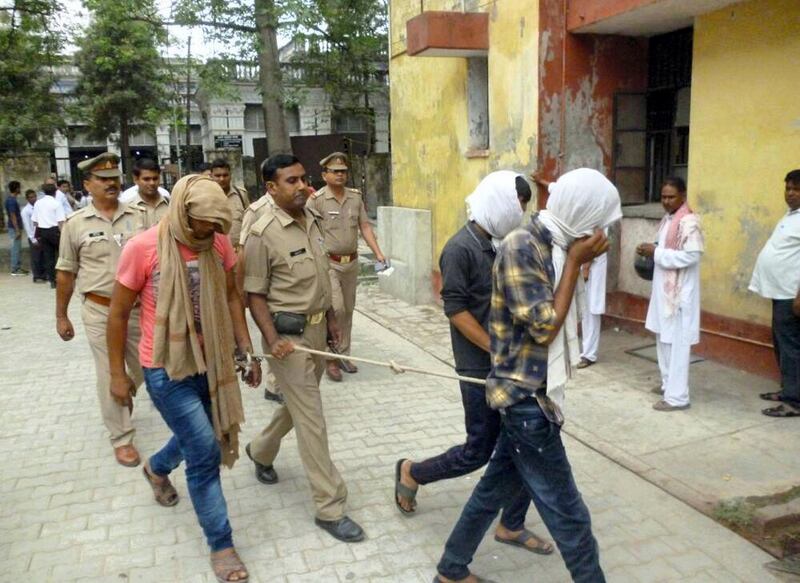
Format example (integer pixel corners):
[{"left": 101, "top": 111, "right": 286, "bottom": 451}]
[{"left": 51, "top": 41, "right": 390, "bottom": 192}]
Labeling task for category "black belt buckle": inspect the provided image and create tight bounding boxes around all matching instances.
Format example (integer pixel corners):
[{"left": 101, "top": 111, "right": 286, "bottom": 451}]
[{"left": 535, "top": 388, "right": 564, "bottom": 427}]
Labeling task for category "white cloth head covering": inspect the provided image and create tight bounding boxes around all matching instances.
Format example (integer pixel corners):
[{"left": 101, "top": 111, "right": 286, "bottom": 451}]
[
  {"left": 466, "top": 171, "right": 525, "bottom": 248},
  {"left": 537, "top": 168, "right": 622, "bottom": 407}
]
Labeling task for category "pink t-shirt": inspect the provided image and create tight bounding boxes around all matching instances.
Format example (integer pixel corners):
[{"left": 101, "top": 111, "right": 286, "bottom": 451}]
[{"left": 116, "top": 226, "right": 237, "bottom": 367}]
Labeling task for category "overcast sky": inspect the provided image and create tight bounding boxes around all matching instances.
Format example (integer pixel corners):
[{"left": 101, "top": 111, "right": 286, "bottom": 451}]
[{"left": 57, "top": 0, "right": 214, "bottom": 58}]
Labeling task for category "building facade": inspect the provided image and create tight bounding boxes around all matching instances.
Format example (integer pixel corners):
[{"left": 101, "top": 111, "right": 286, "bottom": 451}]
[{"left": 385, "top": 0, "right": 800, "bottom": 377}]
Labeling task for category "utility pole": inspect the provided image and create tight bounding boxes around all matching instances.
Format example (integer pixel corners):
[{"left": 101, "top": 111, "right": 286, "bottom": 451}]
[{"left": 184, "top": 36, "right": 192, "bottom": 171}]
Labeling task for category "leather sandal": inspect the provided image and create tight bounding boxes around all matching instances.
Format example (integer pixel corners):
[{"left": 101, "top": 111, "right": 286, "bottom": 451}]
[
  {"left": 340, "top": 359, "right": 358, "bottom": 374},
  {"left": 326, "top": 360, "right": 343, "bottom": 382},
  {"left": 210, "top": 548, "right": 248, "bottom": 583},
  {"left": 142, "top": 463, "right": 179, "bottom": 507}
]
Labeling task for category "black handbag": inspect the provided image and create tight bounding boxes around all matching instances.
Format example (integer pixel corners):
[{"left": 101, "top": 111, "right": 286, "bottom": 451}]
[{"left": 273, "top": 312, "right": 307, "bottom": 335}]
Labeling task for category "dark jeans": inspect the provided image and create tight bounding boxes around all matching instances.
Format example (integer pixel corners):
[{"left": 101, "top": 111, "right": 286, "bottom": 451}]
[
  {"left": 144, "top": 368, "right": 234, "bottom": 552},
  {"left": 437, "top": 398, "right": 604, "bottom": 583},
  {"left": 773, "top": 299, "right": 800, "bottom": 405},
  {"left": 28, "top": 238, "right": 46, "bottom": 280},
  {"left": 35, "top": 226, "right": 59, "bottom": 283},
  {"left": 410, "top": 378, "right": 530, "bottom": 531}
]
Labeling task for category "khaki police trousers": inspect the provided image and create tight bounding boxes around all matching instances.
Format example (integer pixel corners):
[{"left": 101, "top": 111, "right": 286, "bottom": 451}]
[
  {"left": 249, "top": 317, "right": 348, "bottom": 521},
  {"left": 329, "top": 259, "right": 359, "bottom": 355},
  {"left": 81, "top": 299, "right": 144, "bottom": 447}
]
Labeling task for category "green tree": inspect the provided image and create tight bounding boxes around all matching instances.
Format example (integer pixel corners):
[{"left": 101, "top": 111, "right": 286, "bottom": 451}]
[
  {"left": 72, "top": 0, "right": 173, "bottom": 182},
  {"left": 154, "top": 0, "right": 388, "bottom": 156},
  {"left": 0, "top": 0, "right": 65, "bottom": 151}
]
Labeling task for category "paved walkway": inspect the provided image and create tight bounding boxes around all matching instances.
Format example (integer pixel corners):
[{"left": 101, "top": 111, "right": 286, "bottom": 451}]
[{"left": 0, "top": 273, "right": 787, "bottom": 582}]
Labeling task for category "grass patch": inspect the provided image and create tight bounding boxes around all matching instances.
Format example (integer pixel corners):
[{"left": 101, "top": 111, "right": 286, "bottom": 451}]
[{"left": 713, "top": 498, "right": 756, "bottom": 527}]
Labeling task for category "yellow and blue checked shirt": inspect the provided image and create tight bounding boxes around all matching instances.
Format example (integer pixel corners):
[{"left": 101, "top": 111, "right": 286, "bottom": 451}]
[{"left": 486, "top": 214, "right": 558, "bottom": 409}]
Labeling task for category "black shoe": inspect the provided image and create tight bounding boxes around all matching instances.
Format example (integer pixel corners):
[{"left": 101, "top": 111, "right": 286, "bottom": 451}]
[
  {"left": 314, "top": 516, "right": 365, "bottom": 543},
  {"left": 245, "top": 443, "right": 278, "bottom": 484},
  {"left": 264, "top": 388, "right": 285, "bottom": 404}
]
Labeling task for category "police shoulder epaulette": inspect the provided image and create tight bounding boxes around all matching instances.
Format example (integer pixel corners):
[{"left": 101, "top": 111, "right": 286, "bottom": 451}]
[
  {"left": 347, "top": 187, "right": 362, "bottom": 195},
  {"left": 65, "top": 207, "right": 87, "bottom": 222},
  {"left": 250, "top": 212, "right": 276, "bottom": 235}
]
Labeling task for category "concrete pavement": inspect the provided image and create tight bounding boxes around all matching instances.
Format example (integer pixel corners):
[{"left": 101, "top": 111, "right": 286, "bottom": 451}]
[{"left": 0, "top": 272, "right": 787, "bottom": 582}]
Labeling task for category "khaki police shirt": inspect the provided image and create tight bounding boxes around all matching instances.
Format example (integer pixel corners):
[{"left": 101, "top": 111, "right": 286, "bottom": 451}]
[
  {"left": 56, "top": 202, "right": 145, "bottom": 297},
  {"left": 227, "top": 187, "right": 248, "bottom": 248},
  {"left": 239, "top": 193, "right": 274, "bottom": 247},
  {"left": 243, "top": 205, "right": 331, "bottom": 315},
  {"left": 306, "top": 186, "right": 367, "bottom": 255},
  {"left": 128, "top": 193, "right": 169, "bottom": 229}
]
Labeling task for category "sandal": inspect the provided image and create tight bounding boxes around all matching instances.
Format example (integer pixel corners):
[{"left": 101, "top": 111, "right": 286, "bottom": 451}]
[
  {"left": 211, "top": 549, "right": 248, "bottom": 583},
  {"left": 759, "top": 391, "right": 784, "bottom": 402},
  {"left": 142, "top": 464, "right": 179, "bottom": 507},
  {"left": 494, "top": 529, "right": 554, "bottom": 555},
  {"left": 394, "top": 458, "right": 417, "bottom": 515},
  {"left": 762, "top": 404, "right": 800, "bottom": 418}
]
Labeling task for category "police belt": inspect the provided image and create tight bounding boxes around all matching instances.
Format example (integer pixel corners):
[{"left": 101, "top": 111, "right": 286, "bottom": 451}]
[
  {"left": 328, "top": 252, "right": 357, "bottom": 264},
  {"left": 85, "top": 291, "right": 139, "bottom": 308}
]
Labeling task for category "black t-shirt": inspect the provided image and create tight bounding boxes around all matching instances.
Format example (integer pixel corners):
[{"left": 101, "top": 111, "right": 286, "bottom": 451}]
[{"left": 439, "top": 223, "right": 495, "bottom": 375}]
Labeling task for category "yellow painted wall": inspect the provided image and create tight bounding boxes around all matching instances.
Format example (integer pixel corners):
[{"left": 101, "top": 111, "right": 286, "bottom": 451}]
[
  {"left": 689, "top": 0, "right": 800, "bottom": 326},
  {"left": 389, "top": 0, "right": 539, "bottom": 268}
]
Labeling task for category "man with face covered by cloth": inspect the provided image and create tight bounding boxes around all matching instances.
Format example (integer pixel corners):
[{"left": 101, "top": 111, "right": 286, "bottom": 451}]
[
  {"left": 108, "top": 175, "right": 261, "bottom": 583},
  {"left": 433, "top": 169, "right": 620, "bottom": 583}
]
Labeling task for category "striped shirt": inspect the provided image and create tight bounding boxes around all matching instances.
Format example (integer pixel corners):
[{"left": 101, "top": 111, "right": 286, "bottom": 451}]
[{"left": 486, "top": 214, "right": 558, "bottom": 409}]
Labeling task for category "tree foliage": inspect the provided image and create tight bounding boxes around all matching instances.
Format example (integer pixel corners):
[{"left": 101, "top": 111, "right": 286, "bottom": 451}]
[
  {"left": 72, "top": 0, "right": 174, "bottom": 180},
  {"left": 164, "top": 0, "right": 388, "bottom": 154},
  {"left": 0, "top": 0, "right": 65, "bottom": 151}
]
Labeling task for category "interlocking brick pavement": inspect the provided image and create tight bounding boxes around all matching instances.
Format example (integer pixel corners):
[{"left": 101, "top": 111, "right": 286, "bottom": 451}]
[{"left": 0, "top": 273, "right": 786, "bottom": 582}]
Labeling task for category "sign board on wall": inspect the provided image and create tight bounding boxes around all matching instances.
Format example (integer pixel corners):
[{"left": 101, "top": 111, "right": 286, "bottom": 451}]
[{"left": 214, "top": 134, "right": 243, "bottom": 149}]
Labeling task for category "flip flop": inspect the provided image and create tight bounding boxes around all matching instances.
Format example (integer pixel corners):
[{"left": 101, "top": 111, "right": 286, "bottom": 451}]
[
  {"left": 394, "top": 458, "right": 417, "bottom": 515},
  {"left": 759, "top": 391, "right": 784, "bottom": 402},
  {"left": 762, "top": 404, "right": 800, "bottom": 418},
  {"left": 494, "top": 529, "right": 554, "bottom": 555}
]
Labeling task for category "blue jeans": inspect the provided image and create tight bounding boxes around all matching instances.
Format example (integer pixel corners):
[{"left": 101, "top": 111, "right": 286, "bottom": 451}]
[
  {"left": 410, "top": 378, "right": 530, "bottom": 531},
  {"left": 8, "top": 227, "right": 21, "bottom": 272},
  {"left": 437, "top": 398, "right": 604, "bottom": 583},
  {"left": 144, "top": 367, "right": 233, "bottom": 552}
]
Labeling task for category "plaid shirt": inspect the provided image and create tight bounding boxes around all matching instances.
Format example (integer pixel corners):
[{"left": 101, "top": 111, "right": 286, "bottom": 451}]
[{"left": 486, "top": 214, "right": 558, "bottom": 409}]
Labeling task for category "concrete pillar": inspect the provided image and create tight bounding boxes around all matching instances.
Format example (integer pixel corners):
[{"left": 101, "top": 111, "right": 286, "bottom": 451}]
[
  {"left": 53, "top": 131, "right": 71, "bottom": 181},
  {"left": 377, "top": 206, "right": 433, "bottom": 305},
  {"left": 156, "top": 125, "right": 172, "bottom": 164}
]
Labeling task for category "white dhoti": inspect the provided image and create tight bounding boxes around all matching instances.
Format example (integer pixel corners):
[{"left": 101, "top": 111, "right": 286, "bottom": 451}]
[
  {"left": 581, "top": 253, "right": 607, "bottom": 363},
  {"left": 656, "top": 315, "right": 691, "bottom": 407}
]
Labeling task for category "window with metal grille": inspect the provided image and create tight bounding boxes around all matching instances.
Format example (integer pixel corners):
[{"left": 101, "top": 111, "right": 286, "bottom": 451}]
[{"left": 613, "top": 27, "right": 693, "bottom": 204}]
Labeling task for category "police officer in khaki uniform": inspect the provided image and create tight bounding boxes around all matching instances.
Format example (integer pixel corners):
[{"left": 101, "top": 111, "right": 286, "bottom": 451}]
[
  {"left": 122, "top": 158, "right": 169, "bottom": 228},
  {"left": 306, "top": 152, "right": 386, "bottom": 382},
  {"left": 55, "top": 152, "right": 146, "bottom": 467},
  {"left": 243, "top": 154, "right": 365, "bottom": 543},
  {"left": 210, "top": 158, "right": 248, "bottom": 249}
]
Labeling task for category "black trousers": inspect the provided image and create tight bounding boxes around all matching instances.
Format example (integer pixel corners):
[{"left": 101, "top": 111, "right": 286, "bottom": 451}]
[
  {"left": 773, "top": 299, "right": 800, "bottom": 405},
  {"left": 28, "top": 238, "right": 46, "bottom": 281},
  {"left": 409, "top": 376, "right": 531, "bottom": 531},
  {"left": 35, "top": 226, "right": 60, "bottom": 283}
]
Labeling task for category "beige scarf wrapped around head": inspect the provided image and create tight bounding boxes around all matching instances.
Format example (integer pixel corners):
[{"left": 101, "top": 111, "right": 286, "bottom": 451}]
[{"left": 151, "top": 175, "right": 244, "bottom": 468}]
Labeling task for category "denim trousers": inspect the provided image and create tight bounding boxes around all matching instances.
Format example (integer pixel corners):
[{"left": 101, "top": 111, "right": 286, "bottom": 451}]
[
  {"left": 773, "top": 299, "right": 800, "bottom": 405},
  {"left": 437, "top": 398, "right": 604, "bottom": 583},
  {"left": 144, "top": 367, "right": 233, "bottom": 552},
  {"left": 410, "top": 378, "right": 530, "bottom": 531},
  {"left": 8, "top": 227, "right": 21, "bottom": 272}
]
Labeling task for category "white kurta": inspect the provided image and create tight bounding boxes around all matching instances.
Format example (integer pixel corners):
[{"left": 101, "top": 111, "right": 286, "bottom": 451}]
[
  {"left": 645, "top": 213, "right": 703, "bottom": 406},
  {"left": 645, "top": 214, "right": 702, "bottom": 346},
  {"left": 581, "top": 254, "right": 607, "bottom": 362}
]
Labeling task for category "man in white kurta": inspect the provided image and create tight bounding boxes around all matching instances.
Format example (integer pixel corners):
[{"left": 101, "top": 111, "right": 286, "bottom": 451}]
[
  {"left": 638, "top": 181, "right": 704, "bottom": 411},
  {"left": 579, "top": 245, "right": 608, "bottom": 367}
]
